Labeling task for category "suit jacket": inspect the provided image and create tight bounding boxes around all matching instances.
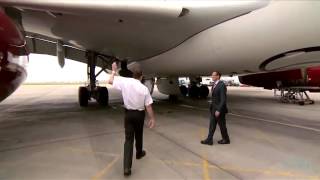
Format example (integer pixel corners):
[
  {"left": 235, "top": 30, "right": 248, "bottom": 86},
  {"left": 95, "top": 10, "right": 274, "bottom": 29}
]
[{"left": 210, "top": 81, "right": 228, "bottom": 114}]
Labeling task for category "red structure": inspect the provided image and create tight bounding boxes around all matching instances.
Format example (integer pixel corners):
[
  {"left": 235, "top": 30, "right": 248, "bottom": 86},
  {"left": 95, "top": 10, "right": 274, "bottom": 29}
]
[{"left": 0, "top": 11, "right": 29, "bottom": 102}]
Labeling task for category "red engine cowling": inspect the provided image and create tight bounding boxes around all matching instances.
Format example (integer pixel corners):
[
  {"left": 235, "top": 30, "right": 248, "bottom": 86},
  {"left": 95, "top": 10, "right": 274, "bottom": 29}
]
[
  {"left": 239, "top": 66, "right": 320, "bottom": 92},
  {"left": 306, "top": 66, "right": 320, "bottom": 92},
  {"left": 0, "top": 10, "right": 29, "bottom": 102}
]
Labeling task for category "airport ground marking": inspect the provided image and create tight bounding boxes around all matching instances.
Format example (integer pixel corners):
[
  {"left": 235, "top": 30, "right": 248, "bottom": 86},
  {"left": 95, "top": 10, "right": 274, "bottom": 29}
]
[
  {"left": 65, "top": 147, "right": 120, "bottom": 180},
  {"left": 229, "top": 113, "right": 320, "bottom": 133},
  {"left": 200, "top": 128, "right": 211, "bottom": 180},
  {"left": 202, "top": 158, "right": 211, "bottom": 180},
  {"left": 91, "top": 155, "right": 120, "bottom": 180},
  {"left": 162, "top": 159, "right": 319, "bottom": 179},
  {"left": 65, "top": 146, "right": 319, "bottom": 179},
  {"left": 178, "top": 104, "right": 320, "bottom": 133}
]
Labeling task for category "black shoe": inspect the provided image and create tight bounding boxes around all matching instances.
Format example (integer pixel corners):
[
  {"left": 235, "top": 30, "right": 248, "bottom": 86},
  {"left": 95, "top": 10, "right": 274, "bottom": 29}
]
[
  {"left": 218, "top": 139, "right": 230, "bottom": 144},
  {"left": 136, "top": 150, "right": 146, "bottom": 159},
  {"left": 124, "top": 168, "right": 131, "bottom": 176},
  {"left": 200, "top": 139, "right": 213, "bottom": 145}
]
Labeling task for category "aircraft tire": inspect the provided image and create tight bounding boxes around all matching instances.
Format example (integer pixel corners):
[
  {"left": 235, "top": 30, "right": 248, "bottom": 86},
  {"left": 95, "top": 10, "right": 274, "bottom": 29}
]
[
  {"left": 180, "top": 85, "right": 188, "bottom": 96},
  {"left": 199, "top": 85, "right": 209, "bottom": 98},
  {"left": 79, "top": 86, "right": 89, "bottom": 107},
  {"left": 97, "top": 87, "right": 109, "bottom": 106},
  {"left": 189, "top": 85, "right": 200, "bottom": 98}
]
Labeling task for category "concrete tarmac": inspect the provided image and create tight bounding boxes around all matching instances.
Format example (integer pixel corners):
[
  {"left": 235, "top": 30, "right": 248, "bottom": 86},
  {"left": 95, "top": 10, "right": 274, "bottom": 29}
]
[{"left": 0, "top": 85, "right": 319, "bottom": 180}]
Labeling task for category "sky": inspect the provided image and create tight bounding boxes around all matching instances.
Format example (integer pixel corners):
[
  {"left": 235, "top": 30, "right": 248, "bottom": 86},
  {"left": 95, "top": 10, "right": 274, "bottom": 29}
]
[{"left": 25, "top": 54, "right": 108, "bottom": 83}]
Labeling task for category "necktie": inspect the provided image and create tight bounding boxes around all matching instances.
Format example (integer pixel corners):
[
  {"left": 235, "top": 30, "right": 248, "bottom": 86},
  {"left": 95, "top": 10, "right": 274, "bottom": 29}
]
[{"left": 212, "top": 82, "right": 218, "bottom": 90}]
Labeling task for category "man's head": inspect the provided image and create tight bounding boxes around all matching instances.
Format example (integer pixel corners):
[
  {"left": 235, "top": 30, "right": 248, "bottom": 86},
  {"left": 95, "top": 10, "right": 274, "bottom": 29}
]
[
  {"left": 132, "top": 67, "right": 143, "bottom": 80},
  {"left": 211, "top": 71, "right": 221, "bottom": 82}
]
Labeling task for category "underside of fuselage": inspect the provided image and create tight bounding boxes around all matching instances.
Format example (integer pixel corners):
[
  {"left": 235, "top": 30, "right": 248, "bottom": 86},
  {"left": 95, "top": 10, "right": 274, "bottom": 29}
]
[{"left": 1, "top": 1, "right": 320, "bottom": 106}]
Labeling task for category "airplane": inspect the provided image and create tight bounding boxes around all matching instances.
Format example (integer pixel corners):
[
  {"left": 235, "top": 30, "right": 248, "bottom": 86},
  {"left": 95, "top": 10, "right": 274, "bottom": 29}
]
[
  {"left": 239, "top": 66, "right": 320, "bottom": 105},
  {"left": 1, "top": 1, "right": 320, "bottom": 106}
]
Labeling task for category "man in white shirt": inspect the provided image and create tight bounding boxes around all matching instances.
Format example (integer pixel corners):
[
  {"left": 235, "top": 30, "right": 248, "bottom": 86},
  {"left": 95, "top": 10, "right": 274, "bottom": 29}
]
[{"left": 108, "top": 62, "right": 155, "bottom": 176}]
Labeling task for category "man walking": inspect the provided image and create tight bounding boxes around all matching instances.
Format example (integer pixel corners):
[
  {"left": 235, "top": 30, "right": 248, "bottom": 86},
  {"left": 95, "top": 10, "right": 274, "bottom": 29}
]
[
  {"left": 201, "top": 71, "right": 230, "bottom": 145},
  {"left": 108, "top": 62, "right": 156, "bottom": 176}
]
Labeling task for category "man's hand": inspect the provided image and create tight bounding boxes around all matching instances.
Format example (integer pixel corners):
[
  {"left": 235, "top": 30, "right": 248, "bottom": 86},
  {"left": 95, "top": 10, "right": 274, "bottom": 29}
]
[
  {"left": 147, "top": 118, "right": 155, "bottom": 129},
  {"left": 108, "top": 62, "right": 118, "bottom": 84},
  {"left": 215, "top": 111, "right": 220, "bottom": 118},
  {"left": 145, "top": 104, "right": 155, "bottom": 128},
  {"left": 112, "top": 62, "right": 117, "bottom": 72}
]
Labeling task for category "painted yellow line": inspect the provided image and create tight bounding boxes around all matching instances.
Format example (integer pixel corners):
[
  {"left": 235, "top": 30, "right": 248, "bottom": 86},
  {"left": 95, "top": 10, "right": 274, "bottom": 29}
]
[
  {"left": 91, "top": 156, "right": 120, "bottom": 180},
  {"left": 202, "top": 159, "right": 210, "bottom": 180},
  {"left": 200, "top": 128, "right": 211, "bottom": 180},
  {"left": 65, "top": 147, "right": 120, "bottom": 180},
  {"left": 208, "top": 165, "right": 320, "bottom": 179},
  {"left": 200, "top": 128, "right": 206, "bottom": 140},
  {"left": 162, "top": 159, "right": 319, "bottom": 179}
]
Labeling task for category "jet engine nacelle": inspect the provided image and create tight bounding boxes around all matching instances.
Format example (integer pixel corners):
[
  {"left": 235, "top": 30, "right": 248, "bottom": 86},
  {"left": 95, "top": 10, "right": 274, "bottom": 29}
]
[
  {"left": 239, "top": 66, "right": 320, "bottom": 92},
  {"left": 156, "top": 77, "right": 180, "bottom": 95},
  {"left": 0, "top": 11, "right": 29, "bottom": 102}
]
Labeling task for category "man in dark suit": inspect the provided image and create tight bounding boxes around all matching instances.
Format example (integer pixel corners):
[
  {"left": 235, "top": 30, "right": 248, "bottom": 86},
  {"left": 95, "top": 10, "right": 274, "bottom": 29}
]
[{"left": 201, "top": 71, "right": 230, "bottom": 145}]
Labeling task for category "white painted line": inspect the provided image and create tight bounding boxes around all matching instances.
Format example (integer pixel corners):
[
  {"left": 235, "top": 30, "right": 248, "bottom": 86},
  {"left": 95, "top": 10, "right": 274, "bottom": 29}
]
[
  {"left": 179, "top": 104, "right": 320, "bottom": 133},
  {"left": 229, "top": 113, "right": 320, "bottom": 133}
]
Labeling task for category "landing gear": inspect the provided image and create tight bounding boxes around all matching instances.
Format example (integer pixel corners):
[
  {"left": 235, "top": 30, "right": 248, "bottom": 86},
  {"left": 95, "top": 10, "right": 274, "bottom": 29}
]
[
  {"left": 183, "top": 77, "right": 209, "bottom": 99},
  {"left": 199, "top": 85, "right": 209, "bottom": 99},
  {"left": 187, "top": 84, "right": 209, "bottom": 99},
  {"left": 143, "top": 78, "right": 155, "bottom": 94},
  {"left": 275, "top": 88, "right": 315, "bottom": 105},
  {"left": 96, "top": 87, "right": 109, "bottom": 106},
  {"left": 78, "top": 86, "right": 89, "bottom": 107},
  {"left": 179, "top": 85, "right": 188, "bottom": 96},
  {"left": 188, "top": 83, "right": 200, "bottom": 98},
  {"left": 78, "top": 51, "right": 112, "bottom": 107}
]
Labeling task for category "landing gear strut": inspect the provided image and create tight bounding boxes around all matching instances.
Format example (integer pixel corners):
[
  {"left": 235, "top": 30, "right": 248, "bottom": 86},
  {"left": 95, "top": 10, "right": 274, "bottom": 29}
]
[
  {"left": 275, "top": 88, "right": 315, "bottom": 105},
  {"left": 78, "top": 51, "right": 112, "bottom": 107},
  {"left": 185, "top": 77, "right": 209, "bottom": 99}
]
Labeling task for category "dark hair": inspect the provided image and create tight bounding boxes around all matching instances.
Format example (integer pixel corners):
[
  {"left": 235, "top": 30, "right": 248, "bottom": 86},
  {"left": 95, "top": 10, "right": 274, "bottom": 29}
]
[
  {"left": 213, "top": 71, "right": 221, "bottom": 78},
  {"left": 132, "top": 68, "right": 143, "bottom": 79},
  {"left": 121, "top": 60, "right": 127, "bottom": 69}
]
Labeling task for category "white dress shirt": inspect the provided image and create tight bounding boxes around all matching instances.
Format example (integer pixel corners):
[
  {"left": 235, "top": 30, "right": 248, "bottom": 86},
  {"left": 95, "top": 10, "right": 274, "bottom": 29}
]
[
  {"left": 113, "top": 76, "right": 153, "bottom": 111},
  {"left": 212, "top": 80, "right": 220, "bottom": 90}
]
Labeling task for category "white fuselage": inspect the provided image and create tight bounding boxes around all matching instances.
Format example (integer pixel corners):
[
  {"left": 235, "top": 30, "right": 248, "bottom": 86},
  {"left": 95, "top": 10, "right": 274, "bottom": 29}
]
[
  {"left": 140, "top": 1, "right": 320, "bottom": 77},
  {"left": 2, "top": 0, "right": 320, "bottom": 77}
]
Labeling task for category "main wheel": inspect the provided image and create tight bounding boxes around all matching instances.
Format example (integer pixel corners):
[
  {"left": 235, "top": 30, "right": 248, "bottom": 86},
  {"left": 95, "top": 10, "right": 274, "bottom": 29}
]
[
  {"left": 79, "top": 86, "right": 89, "bottom": 107},
  {"left": 189, "top": 85, "right": 200, "bottom": 98},
  {"left": 97, "top": 87, "right": 109, "bottom": 106},
  {"left": 179, "top": 85, "right": 188, "bottom": 96},
  {"left": 199, "top": 85, "right": 209, "bottom": 99}
]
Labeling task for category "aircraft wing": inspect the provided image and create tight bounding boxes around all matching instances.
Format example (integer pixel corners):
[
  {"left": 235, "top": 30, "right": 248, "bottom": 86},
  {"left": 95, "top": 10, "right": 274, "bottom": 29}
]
[{"left": 0, "top": 0, "right": 268, "bottom": 66}]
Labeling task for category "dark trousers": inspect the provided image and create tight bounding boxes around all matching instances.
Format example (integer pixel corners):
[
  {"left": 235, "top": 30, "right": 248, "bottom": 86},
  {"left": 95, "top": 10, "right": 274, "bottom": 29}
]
[
  {"left": 124, "top": 109, "right": 145, "bottom": 170},
  {"left": 207, "top": 111, "right": 230, "bottom": 141}
]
